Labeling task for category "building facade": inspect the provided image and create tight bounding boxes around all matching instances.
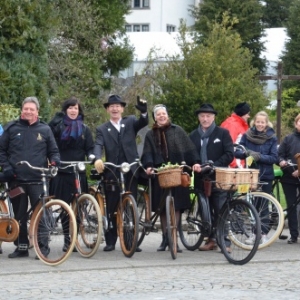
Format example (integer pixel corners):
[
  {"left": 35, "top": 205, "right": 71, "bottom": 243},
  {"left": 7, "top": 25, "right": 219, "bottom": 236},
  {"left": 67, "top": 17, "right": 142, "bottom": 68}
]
[{"left": 125, "top": 0, "right": 201, "bottom": 32}]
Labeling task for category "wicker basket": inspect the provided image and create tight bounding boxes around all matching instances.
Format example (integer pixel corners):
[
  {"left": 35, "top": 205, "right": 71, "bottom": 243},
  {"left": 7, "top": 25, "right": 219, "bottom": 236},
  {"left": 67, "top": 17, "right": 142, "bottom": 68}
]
[
  {"left": 215, "top": 167, "right": 259, "bottom": 191},
  {"left": 157, "top": 168, "right": 182, "bottom": 188}
]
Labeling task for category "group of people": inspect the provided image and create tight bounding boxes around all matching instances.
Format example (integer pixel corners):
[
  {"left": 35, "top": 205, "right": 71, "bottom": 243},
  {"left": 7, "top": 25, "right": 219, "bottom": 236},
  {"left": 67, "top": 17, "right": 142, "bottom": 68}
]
[{"left": 0, "top": 95, "right": 299, "bottom": 260}]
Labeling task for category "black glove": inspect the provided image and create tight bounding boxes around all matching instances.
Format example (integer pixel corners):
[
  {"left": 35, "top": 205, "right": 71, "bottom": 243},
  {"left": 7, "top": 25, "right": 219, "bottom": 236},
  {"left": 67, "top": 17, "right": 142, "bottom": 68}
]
[
  {"left": 246, "top": 150, "right": 261, "bottom": 162},
  {"left": 3, "top": 167, "right": 15, "bottom": 181},
  {"left": 135, "top": 96, "right": 147, "bottom": 113}
]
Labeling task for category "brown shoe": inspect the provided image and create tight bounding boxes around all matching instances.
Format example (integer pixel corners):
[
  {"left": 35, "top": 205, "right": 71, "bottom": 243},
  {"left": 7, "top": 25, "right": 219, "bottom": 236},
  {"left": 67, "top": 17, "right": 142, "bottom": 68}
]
[{"left": 199, "top": 239, "right": 217, "bottom": 251}]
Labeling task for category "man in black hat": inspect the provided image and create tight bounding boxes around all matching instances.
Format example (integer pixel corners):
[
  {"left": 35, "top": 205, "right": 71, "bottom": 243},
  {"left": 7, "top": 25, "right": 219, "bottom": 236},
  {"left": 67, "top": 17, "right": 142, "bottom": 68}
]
[
  {"left": 221, "top": 102, "right": 250, "bottom": 168},
  {"left": 190, "top": 103, "right": 234, "bottom": 252},
  {"left": 93, "top": 94, "right": 148, "bottom": 252}
]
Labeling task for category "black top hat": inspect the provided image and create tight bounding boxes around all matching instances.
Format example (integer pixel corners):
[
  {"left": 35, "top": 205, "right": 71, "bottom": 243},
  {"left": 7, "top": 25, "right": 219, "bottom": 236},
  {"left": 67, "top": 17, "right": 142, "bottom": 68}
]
[
  {"left": 103, "top": 95, "right": 126, "bottom": 108},
  {"left": 195, "top": 103, "right": 217, "bottom": 115}
]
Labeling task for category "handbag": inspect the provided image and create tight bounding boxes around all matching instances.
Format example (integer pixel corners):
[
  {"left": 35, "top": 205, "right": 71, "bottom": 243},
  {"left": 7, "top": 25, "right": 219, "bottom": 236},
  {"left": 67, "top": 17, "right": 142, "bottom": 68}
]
[{"left": 181, "top": 172, "right": 191, "bottom": 187}]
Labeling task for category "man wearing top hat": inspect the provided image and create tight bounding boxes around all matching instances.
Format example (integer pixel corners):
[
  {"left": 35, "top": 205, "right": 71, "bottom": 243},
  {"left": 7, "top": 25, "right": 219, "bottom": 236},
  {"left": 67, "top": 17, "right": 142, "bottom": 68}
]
[
  {"left": 93, "top": 94, "right": 148, "bottom": 252},
  {"left": 189, "top": 103, "right": 234, "bottom": 252},
  {"left": 221, "top": 102, "right": 251, "bottom": 168}
]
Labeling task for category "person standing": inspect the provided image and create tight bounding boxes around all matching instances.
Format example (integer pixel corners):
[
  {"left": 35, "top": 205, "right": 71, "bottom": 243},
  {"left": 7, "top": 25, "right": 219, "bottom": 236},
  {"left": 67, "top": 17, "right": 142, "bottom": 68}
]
[
  {"left": 278, "top": 113, "right": 300, "bottom": 244},
  {"left": 235, "top": 111, "right": 278, "bottom": 244},
  {"left": 48, "top": 97, "right": 94, "bottom": 251},
  {"left": 93, "top": 95, "right": 148, "bottom": 252},
  {"left": 0, "top": 97, "right": 60, "bottom": 258},
  {"left": 220, "top": 102, "right": 251, "bottom": 168},
  {"left": 189, "top": 103, "right": 234, "bottom": 252},
  {"left": 142, "top": 104, "right": 201, "bottom": 252}
]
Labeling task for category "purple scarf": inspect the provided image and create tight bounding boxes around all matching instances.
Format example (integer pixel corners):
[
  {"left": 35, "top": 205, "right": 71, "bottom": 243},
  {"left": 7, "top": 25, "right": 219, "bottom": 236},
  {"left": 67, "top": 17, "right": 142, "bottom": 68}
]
[{"left": 61, "top": 115, "right": 83, "bottom": 141}]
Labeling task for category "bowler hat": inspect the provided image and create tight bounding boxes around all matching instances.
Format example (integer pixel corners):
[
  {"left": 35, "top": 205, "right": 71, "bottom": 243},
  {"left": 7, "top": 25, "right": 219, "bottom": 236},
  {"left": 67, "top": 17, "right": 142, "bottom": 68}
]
[
  {"left": 195, "top": 103, "right": 217, "bottom": 115},
  {"left": 103, "top": 94, "right": 126, "bottom": 108}
]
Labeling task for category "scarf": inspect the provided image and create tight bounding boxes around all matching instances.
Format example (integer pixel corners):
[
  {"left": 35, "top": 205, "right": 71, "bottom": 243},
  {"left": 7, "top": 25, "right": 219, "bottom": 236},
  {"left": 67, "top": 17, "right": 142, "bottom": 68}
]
[
  {"left": 61, "top": 115, "right": 83, "bottom": 141},
  {"left": 197, "top": 122, "right": 216, "bottom": 163},
  {"left": 245, "top": 127, "right": 274, "bottom": 145},
  {"left": 152, "top": 121, "right": 171, "bottom": 161}
]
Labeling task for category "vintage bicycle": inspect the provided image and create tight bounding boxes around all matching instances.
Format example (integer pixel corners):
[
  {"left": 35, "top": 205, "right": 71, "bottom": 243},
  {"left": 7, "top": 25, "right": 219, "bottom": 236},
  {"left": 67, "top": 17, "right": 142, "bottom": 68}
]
[
  {"left": 59, "top": 159, "right": 102, "bottom": 258},
  {"left": 89, "top": 161, "right": 139, "bottom": 258},
  {"left": 233, "top": 144, "right": 285, "bottom": 249},
  {"left": 178, "top": 162, "right": 262, "bottom": 265},
  {"left": 137, "top": 163, "right": 200, "bottom": 260},
  {"left": 0, "top": 161, "right": 77, "bottom": 266}
]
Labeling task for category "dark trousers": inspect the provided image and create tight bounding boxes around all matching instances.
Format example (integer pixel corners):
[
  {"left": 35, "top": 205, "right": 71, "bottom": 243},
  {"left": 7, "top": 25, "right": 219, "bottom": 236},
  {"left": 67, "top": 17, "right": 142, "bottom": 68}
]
[
  {"left": 11, "top": 183, "right": 44, "bottom": 249},
  {"left": 281, "top": 183, "right": 299, "bottom": 239},
  {"left": 105, "top": 172, "right": 138, "bottom": 246}
]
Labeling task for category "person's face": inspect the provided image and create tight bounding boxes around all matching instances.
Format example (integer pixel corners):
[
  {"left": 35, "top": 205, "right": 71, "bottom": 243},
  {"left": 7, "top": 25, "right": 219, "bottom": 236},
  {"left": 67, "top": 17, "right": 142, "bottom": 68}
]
[
  {"left": 22, "top": 102, "right": 39, "bottom": 124},
  {"left": 241, "top": 112, "right": 250, "bottom": 122},
  {"left": 66, "top": 104, "right": 79, "bottom": 120},
  {"left": 198, "top": 113, "right": 215, "bottom": 130},
  {"left": 155, "top": 108, "right": 169, "bottom": 126},
  {"left": 295, "top": 119, "right": 300, "bottom": 132},
  {"left": 254, "top": 115, "right": 267, "bottom": 132},
  {"left": 107, "top": 104, "right": 124, "bottom": 121}
]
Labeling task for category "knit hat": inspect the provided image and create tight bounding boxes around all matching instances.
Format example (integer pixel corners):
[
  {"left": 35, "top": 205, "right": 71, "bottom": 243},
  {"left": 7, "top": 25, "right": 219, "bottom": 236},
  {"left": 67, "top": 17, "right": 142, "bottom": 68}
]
[{"left": 234, "top": 102, "right": 250, "bottom": 117}]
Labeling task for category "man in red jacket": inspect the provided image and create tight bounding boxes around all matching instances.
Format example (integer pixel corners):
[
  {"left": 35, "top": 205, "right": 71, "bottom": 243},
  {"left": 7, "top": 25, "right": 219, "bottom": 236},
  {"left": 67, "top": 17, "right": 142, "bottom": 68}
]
[{"left": 221, "top": 102, "right": 250, "bottom": 168}]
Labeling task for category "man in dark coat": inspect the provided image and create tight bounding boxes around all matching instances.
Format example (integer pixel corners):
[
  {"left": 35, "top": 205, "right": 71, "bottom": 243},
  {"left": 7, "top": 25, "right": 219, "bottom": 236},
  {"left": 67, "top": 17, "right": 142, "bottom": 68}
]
[
  {"left": 93, "top": 95, "right": 148, "bottom": 252},
  {"left": 190, "top": 103, "right": 234, "bottom": 252}
]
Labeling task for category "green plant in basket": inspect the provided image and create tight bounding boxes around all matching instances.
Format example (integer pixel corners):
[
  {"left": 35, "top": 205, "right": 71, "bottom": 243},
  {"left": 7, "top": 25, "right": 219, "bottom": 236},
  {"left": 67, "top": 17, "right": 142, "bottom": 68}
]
[{"left": 157, "top": 162, "right": 180, "bottom": 173}]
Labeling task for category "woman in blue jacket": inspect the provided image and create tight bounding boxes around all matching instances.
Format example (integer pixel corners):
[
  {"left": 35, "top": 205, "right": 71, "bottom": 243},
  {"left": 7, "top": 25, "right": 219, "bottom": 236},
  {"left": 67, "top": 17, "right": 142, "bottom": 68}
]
[{"left": 235, "top": 111, "right": 278, "bottom": 244}]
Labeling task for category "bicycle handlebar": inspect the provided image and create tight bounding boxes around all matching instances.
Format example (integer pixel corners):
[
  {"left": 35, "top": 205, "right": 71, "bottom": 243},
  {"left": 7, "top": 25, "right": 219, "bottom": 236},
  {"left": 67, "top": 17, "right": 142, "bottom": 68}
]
[
  {"left": 16, "top": 161, "right": 58, "bottom": 177},
  {"left": 104, "top": 161, "right": 141, "bottom": 174},
  {"left": 233, "top": 143, "right": 246, "bottom": 153}
]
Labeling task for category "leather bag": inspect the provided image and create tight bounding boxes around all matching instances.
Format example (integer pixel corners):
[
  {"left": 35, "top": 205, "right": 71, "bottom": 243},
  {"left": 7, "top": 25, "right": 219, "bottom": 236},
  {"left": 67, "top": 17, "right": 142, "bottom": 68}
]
[{"left": 181, "top": 172, "right": 191, "bottom": 187}]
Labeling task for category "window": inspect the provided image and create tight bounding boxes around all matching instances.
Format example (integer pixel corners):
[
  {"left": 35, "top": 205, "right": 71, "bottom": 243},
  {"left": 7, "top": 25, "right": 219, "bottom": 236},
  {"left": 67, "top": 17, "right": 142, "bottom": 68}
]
[
  {"left": 125, "top": 24, "right": 149, "bottom": 32},
  {"left": 132, "top": 0, "right": 149, "bottom": 8},
  {"left": 167, "top": 25, "right": 176, "bottom": 33}
]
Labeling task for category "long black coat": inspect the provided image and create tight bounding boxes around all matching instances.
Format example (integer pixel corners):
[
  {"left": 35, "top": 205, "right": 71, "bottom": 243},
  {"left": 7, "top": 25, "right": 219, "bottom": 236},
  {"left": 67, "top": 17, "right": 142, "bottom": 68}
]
[{"left": 142, "top": 124, "right": 200, "bottom": 212}]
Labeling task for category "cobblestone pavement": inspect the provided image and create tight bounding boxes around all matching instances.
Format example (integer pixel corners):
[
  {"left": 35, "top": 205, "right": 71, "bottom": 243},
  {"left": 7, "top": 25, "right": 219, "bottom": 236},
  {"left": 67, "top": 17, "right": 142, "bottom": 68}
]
[{"left": 1, "top": 229, "right": 299, "bottom": 299}]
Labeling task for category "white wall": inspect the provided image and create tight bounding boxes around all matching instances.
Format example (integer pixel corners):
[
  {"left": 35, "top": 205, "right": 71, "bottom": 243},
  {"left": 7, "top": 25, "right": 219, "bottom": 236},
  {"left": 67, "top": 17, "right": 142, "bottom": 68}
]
[{"left": 126, "top": 0, "right": 197, "bottom": 31}]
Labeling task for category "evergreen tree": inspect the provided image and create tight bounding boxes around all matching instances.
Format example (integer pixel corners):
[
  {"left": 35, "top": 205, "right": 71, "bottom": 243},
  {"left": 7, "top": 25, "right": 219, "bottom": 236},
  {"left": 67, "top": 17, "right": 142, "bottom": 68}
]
[
  {"left": 143, "top": 17, "right": 267, "bottom": 133},
  {"left": 262, "top": 0, "right": 293, "bottom": 28},
  {"left": 191, "top": 0, "right": 266, "bottom": 74}
]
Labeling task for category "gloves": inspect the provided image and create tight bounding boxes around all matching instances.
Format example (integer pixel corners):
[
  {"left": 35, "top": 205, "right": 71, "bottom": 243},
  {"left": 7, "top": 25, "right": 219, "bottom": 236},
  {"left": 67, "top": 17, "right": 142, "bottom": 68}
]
[
  {"left": 94, "top": 159, "right": 104, "bottom": 173},
  {"left": 246, "top": 150, "right": 261, "bottom": 162},
  {"left": 3, "top": 167, "right": 15, "bottom": 181},
  {"left": 135, "top": 96, "right": 147, "bottom": 113}
]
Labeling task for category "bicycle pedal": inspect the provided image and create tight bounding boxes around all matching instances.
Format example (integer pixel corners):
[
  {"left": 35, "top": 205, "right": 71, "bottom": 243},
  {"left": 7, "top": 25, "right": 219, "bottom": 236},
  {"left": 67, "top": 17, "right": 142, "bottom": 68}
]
[
  {"left": 150, "top": 226, "right": 158, "bottom": 232},
  {"left": 18, "top": 244, "right": 28, "bottom": 251}
]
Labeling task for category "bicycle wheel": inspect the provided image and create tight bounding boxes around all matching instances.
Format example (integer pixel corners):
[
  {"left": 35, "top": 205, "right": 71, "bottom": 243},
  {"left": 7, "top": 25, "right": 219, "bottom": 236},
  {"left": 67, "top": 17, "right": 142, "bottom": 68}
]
[
  {"left": 74, "top": 193, "right": 102, "bottom": 258},
  {"left": 136, "top": 187, "right": 150, "bottom": 247},
  {"left": 246, "top": 191, "right": 284, "bottom": 249},
  {"left": 166, "top": 195, "right": 177, "bottom": 259},
  {"left": 216, "top": 199, "right": 261, "bottom": 265},
  {"left": 33, "top": 199, "right": 77, "bottom": 266},
  {"left": 179, "top": 190, "right": 211, "bottom": 250},
  {"left": 89, "top": 186, "right": 107, "bottom": 239},
  {"left": 117, "top": 194, "right": 139, "bottom": 258}
]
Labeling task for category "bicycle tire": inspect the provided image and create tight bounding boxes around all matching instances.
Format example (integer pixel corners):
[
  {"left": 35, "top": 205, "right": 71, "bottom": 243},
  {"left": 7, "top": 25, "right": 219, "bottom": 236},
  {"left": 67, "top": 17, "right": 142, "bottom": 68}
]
[
  {"left": 166, "top": 195, "right": 177, "bottom": 259},
  {"left": 179, "top": 191, "right": 211, "bottom": 250},
  {"left": 73, "top": 193, "right": 102, "bottom": 258},
  {"left": 33, "top": 199, "right": 77, "bottom": 266},
  {"left": 89, "top": 186, "right": 107, "bottom": 234},
  {"left": 216, "top": 199, "right": 261, "bottom": 265},
  {"left": 117, "top": 194, "right": 139, "bottom": 258},
  {"left": 136, "top": 188, "right": 150, "bottom": 247},
  {"left": 246, "top": 191, "right": 284, "bottom": 249}
]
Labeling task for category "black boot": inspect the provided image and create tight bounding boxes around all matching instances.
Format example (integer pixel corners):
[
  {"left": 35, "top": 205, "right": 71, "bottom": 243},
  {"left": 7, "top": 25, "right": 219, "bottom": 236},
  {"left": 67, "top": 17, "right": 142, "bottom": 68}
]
[{"left": 157, "top": 233, "right": 168, "bottom": 251}]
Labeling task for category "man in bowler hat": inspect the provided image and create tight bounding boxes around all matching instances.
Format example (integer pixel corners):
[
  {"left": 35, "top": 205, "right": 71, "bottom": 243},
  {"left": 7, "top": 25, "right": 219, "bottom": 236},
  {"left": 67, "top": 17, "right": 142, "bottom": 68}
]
[
  {"left": 190, "top": 103, "right": 234, "bottom": 252},
  {"left": 93, "top": 94, "right": 148, "bottom": 252},
  {"left": 221, "top": 102, "right": 251, "bottom": 168}
]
